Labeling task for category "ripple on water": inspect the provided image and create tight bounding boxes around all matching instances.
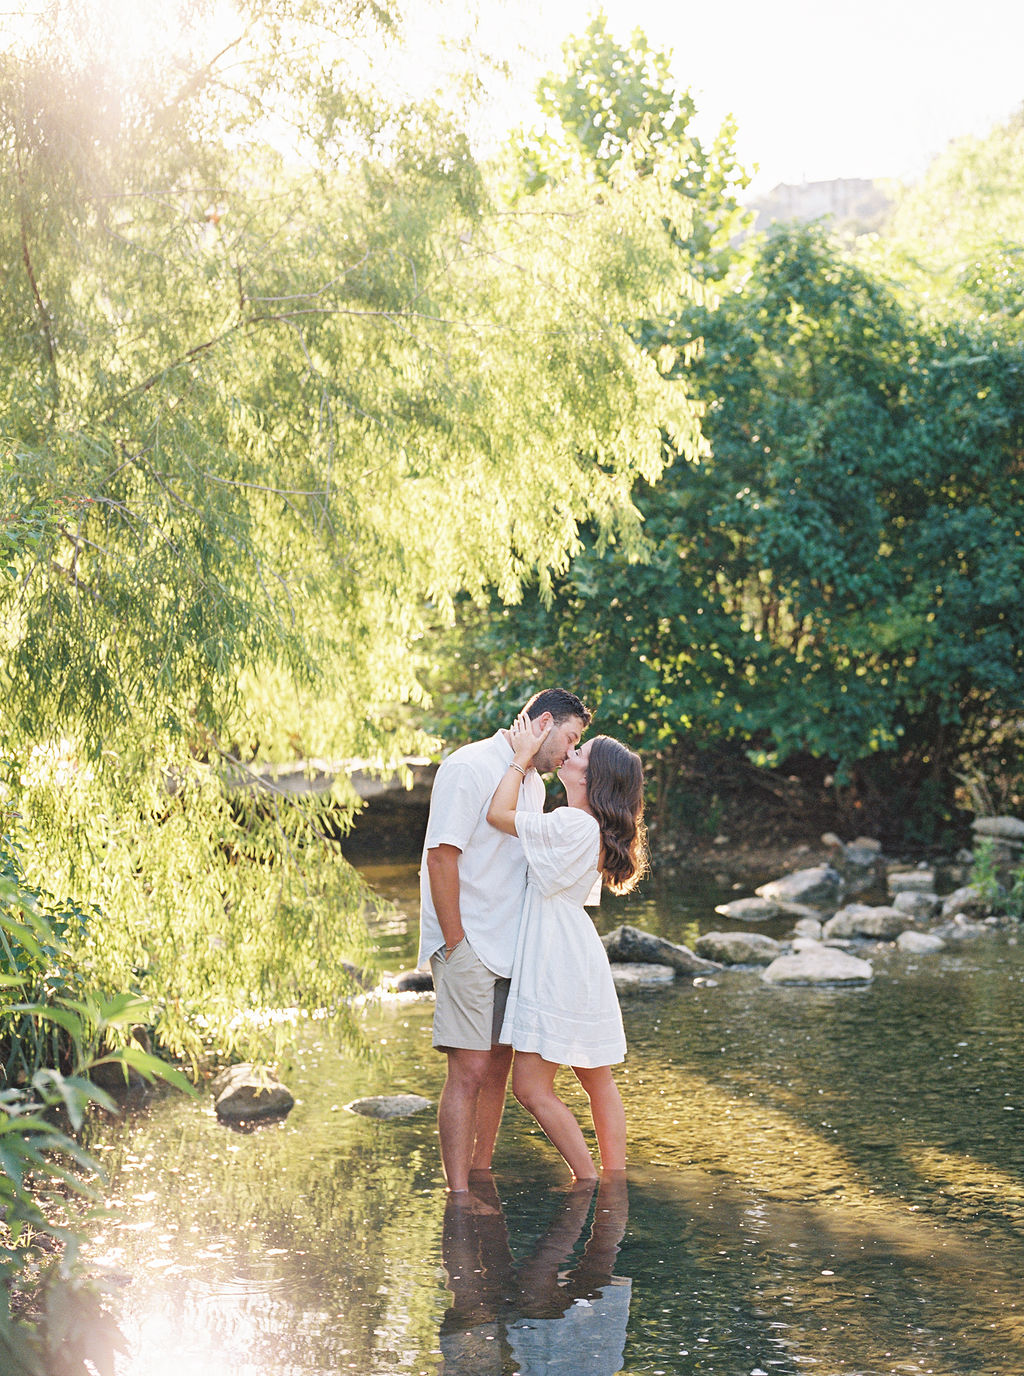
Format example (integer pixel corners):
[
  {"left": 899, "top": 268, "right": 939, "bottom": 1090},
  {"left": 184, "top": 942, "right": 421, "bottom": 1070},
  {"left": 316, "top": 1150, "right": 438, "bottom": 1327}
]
[{"left": 82, "top": 866, "right": 1024, "bottom": 1376}]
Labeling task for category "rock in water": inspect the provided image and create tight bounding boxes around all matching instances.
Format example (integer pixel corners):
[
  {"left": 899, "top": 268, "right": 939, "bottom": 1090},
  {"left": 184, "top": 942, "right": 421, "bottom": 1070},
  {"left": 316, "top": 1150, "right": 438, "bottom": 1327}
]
[
  {"left": 713, "top": 897, "right": 781, "bottom": 922},
  {"left": 694, "top": 931, "right": 781, "bottom": 966},
  {"left": 822, "top": 904, "right": 912, "bottom": 941},
  {"left": 896, "top": 931, "right": 946, "bottom": 954},
  {"left": 761, "top": 946, "right": 873, "bottom": 986},
  {"left": 212, "top": 1063, "right": 295, "bottom": 1122},
  {"left": 602, "top": 925, "right": 721, "bottom": 974},
  {"left": 344, "top": 1094, "right": 433, "bottom": 1119},
  {"left": 610, "top": 963, "right": 676, "bottom": 988},
  {"left": 755, "top": 866, "right": 842, "bottom": 909}
]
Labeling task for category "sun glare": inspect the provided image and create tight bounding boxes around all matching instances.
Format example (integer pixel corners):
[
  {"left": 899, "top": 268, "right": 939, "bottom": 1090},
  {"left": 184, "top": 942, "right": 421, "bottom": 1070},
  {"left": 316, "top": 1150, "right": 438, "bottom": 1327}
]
[{"left": 3, "top": 0, "right": 238, "bottom": 88}]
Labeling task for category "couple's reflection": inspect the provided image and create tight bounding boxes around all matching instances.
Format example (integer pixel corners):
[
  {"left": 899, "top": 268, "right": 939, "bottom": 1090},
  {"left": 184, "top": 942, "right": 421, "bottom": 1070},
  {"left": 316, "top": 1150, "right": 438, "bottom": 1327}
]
[{"left": 440, "top": 1174, "right": 631, "bottom": 1374}]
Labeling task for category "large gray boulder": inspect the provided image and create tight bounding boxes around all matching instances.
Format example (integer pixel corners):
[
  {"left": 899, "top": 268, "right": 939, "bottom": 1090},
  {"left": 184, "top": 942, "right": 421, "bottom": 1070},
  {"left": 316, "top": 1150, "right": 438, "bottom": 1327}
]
[
  {"left": 755, "top": 866, "right": 842, "bottom": 910},
  {"left": 212, "top": 1064, "right": 295, "bottom": 1122},
  {"left": 822, "top": 904, "right": 911, "bottom": 941},
  {"left": 602, "top": 925, "right": 721, "bottom": 974},
  {"left": 694, "top": 931, "right": 781, "bottom": 966},
  {"left": 713, "top": 896, "right": 781, "bottom": 923},
  {"left": 345, "top": 1094, "right": 432, "bottom": 1119},
  {"left": 761, "top": 946, "right": 873, "bottom": 986}
]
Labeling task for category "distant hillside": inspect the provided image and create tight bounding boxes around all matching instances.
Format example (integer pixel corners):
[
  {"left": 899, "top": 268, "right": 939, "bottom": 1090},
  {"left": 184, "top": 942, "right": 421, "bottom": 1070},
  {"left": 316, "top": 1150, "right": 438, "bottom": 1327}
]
[{"left": 747, "top": 178, "right": 894, "bottom": 235}]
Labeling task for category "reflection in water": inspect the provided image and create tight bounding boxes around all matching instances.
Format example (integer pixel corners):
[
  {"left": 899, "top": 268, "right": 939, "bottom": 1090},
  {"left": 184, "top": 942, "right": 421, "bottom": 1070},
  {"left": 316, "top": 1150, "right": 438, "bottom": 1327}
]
[
  {"left": 79, "top": 862, "right": 1024, "bottom": 1375},
  {"left": 441, "top": 1175, "right": 630, "bottom": 1376}
]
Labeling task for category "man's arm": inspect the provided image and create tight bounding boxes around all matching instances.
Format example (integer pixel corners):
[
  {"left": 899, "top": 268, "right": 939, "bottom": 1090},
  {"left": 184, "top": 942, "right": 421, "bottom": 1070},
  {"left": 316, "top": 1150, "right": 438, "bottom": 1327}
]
[{"left": 426, "top": 843, "right": 464, "bottom": 953}]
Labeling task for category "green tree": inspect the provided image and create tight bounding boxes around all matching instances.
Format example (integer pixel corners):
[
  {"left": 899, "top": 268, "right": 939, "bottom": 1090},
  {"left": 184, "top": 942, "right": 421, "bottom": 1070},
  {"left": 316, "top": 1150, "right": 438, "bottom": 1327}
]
[
  {"left": 445, "top": 227, "right": 1024, "bottom": 842},
  {"left": 1, "top": 0, "right": 704, "bottom": 1055},
  {"left": 881, "top": 106, "right": 1024, "bottom": 327},
  {"left": 515, "top": 13, "right": 751, "bottom": 279}
]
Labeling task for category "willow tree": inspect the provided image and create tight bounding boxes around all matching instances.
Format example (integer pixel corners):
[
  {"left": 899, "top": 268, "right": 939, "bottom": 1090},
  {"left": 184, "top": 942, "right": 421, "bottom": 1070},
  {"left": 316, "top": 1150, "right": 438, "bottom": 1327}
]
[{"left": 0, "top": 0, "right": 704, "bottom": 1056}]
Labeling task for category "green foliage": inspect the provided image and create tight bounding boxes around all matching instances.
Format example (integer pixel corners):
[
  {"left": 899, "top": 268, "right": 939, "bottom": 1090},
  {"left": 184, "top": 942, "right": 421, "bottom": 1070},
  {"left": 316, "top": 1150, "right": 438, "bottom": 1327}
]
[
  {"left": 970, "top": 837, "right": 1024, "bottom": 920},
  {"left": 1, "top": 0, "right": 705, "bottom": 1057},
  {"left": 882, "top": 106, "right": 1024, "bottom": 318},
  {"left": 0, "top": 825, "right": 194, "bottom": 1374},
  {"left": 442, "top": 224, "right": 1024, "bottom": 840},
  {"left": 515, "top": 14, "right": 751, "bottom": 279}
]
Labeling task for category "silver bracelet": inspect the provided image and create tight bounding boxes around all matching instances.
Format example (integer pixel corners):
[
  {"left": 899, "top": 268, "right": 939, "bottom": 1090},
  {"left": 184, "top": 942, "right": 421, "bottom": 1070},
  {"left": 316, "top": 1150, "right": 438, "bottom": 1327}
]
[{"left": 509, "top": 763, "right": 526, "bottom": 778}]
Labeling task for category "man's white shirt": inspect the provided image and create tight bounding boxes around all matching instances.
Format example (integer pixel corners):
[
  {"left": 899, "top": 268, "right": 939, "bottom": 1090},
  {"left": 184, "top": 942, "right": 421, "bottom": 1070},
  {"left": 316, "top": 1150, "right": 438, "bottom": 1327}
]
[{"left": 418, "top": 731, "right": 545, "bottom": 976}]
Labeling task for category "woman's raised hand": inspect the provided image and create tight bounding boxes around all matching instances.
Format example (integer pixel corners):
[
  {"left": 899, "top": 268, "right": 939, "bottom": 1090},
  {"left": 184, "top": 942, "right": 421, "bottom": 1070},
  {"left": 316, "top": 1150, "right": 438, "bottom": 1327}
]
[{"left": 509, "top": 709, "right": 549, "bottom": 766}]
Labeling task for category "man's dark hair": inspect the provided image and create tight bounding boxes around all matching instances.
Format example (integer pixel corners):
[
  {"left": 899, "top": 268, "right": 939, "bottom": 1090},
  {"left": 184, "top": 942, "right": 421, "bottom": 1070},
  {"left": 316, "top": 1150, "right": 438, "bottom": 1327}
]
[{"left": 523, "top": 688, "right": 592, "bottom": 727}]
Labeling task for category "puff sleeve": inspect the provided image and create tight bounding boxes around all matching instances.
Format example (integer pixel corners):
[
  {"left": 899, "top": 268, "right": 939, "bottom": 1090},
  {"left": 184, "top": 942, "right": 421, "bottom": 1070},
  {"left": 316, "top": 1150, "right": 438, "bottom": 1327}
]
[{"left": 516, "top": 808, "right": 601, "bottom": 898}]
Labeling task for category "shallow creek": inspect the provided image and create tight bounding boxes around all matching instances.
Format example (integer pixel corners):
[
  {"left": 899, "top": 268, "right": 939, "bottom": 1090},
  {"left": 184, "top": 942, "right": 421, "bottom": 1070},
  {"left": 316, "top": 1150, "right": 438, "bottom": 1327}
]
[{"left": 83, "top": 858, "right": 1024, "bottom": 1375}]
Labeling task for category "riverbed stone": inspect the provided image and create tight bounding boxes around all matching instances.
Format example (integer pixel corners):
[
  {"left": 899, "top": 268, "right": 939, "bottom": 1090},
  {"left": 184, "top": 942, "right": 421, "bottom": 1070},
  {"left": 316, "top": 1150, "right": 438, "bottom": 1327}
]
[
  {"left": 892, "top": 890, "right": 939, "bottom": 921},
  {"left": 344, "top": 1094, "right": 433, "bottom": 1119},
  {"left": 791, "top": 936, "right": 823, "bottom": 951},
  {"left": 935, "top": 915, "right": 989, "bottom": 942},
  {"left": 792, "top": 917, "right": 823, "bottom": 941},
  {"left": 896, "top": 930, "right": 947, "bottom": 954},
  {"left": 822, "top": 904, "right": 912, "bottom": 941},
  {"left": 213, "top": 1064, "right": 295, "bottom": 1122},
  {"left": 713, "top": 896, "right": 781, "bottom": 922},
  {"left": 602, "top": 925, "right": 721, "bottom": 974},
  {"left": 755, "top": 866, "right": 842, "bottom": 909},
  {"left": 972, "top": 815, "right": 1024, "bottom": 840},
  {"left": 761, "top": 945, "right": 873, "bottom": 986},
  {"left": 694, "top": 931, "right": 781, "bottom": 966},
  {"left": 887, "top": 868, "right": 936, "bottom": 894},
  {"left": 610, "top": 963, "right": 676, "bottom": 989},
  {"left": 940, "top": 885, "right": 988, "bottom": 920}
]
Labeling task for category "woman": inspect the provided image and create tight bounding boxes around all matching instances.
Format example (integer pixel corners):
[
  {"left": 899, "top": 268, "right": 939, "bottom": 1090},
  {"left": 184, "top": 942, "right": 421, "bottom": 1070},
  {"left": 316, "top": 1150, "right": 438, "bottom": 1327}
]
[{"left": 486, "top": 711, "right": 647, "bottom": 1180}]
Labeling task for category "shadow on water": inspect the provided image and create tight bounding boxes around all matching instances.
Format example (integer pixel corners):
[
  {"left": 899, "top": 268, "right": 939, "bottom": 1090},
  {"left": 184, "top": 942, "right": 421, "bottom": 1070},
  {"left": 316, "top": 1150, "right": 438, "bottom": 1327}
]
[{"left": 82, "top": 859, "right": 1024, "bottom": 1375}]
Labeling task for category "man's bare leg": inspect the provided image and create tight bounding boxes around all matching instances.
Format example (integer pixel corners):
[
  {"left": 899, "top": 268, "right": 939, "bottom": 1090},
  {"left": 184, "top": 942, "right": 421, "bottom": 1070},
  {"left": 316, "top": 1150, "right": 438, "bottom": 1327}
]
[
  {"left": 437, "top": 1047, "right": 494, "bottom": 1193},
  {"left": 470, "top": 1043, "right": 513, "bottom": 1172}
]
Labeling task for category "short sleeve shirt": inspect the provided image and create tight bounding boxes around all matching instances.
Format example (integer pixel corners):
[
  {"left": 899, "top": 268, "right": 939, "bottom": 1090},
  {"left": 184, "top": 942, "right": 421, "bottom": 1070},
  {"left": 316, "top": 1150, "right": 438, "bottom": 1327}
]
[{"left": 418, "top": 731, "right": 545, "bottom": 975}]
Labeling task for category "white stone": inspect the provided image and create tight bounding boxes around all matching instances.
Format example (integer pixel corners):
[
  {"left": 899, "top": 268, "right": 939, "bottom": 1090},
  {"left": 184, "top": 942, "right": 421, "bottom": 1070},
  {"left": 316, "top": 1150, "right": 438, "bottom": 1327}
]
[
  {"left": 896, "top": 931, "right": 946, "bottom": 954},
  {"left": 887, "top": 869, "right": 936, "bottom": 893},
  {"left": 714, "top": 896, "right": 781, "bottom": 922},
  {"left": 761, "top": 946, "right": 873, "bottom": 986}
]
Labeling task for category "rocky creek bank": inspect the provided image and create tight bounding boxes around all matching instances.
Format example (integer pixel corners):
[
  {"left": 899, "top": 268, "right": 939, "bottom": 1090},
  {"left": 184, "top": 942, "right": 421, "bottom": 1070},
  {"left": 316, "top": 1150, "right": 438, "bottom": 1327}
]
[
  {"left": 388, "top": 812, "right": 1024, "bottom": 996},
  {"left": 207, "top": 813, "right": 1024, "bottom": 1124}
]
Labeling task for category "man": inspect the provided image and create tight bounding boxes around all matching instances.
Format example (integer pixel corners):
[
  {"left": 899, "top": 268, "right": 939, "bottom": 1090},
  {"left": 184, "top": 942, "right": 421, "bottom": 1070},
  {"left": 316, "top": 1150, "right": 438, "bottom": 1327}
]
[{"left": 418, "top": 688, "right": 592, "bottom": 1193}]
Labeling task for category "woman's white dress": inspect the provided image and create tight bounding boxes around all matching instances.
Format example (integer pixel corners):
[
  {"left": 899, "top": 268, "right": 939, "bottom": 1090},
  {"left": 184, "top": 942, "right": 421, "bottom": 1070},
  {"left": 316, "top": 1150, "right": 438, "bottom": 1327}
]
[{"left": 500, "top": 808, "right": 626, "bottom": 1067}]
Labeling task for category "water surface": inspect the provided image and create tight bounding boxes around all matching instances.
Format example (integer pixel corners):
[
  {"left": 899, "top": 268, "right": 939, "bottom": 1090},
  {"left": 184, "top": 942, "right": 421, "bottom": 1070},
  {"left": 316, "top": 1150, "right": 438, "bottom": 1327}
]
[{"left": 84, "top": 860, "right": 1024, "bottom": 1375}]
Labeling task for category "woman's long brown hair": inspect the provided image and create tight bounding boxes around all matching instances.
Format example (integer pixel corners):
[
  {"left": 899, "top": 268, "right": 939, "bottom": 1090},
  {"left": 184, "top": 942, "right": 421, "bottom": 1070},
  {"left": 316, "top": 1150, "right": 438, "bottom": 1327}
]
[{"left": 585, "top": 736, "right": 648, "bottom": 894}]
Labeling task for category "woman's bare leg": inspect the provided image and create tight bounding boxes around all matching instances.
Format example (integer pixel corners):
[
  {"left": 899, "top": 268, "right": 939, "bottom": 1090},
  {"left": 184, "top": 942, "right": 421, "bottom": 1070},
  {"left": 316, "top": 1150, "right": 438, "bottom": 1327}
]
[
  {"left": 512, "top": 1052, "right": 598, "bottom": 1180},
  {"left": 572, "top": 1064, "right": 626, "bottom": 1171}
]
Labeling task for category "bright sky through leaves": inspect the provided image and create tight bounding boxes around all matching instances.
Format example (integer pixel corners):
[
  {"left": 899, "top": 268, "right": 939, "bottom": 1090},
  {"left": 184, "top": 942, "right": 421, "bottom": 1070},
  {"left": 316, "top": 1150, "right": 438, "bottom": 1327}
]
[{"left": 5, "top": 0, "right": 1021, "bottom": 192}]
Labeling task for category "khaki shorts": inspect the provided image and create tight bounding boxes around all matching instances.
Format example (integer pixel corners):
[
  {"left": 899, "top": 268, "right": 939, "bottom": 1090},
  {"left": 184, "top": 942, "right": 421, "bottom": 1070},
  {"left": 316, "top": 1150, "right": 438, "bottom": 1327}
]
[{"left": 429, "top": 938, "right": 510, "bottom": 1052}]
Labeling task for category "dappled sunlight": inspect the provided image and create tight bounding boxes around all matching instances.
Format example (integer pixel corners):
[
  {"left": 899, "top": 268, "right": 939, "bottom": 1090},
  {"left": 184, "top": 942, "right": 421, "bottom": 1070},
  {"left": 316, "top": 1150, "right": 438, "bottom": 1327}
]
[
  {"left": 619, "top": 1063, "right": 1016, "bottom": 1271},
  {"left": 906, "top": 1142, "right": 1024, "bottom": 1233}
]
